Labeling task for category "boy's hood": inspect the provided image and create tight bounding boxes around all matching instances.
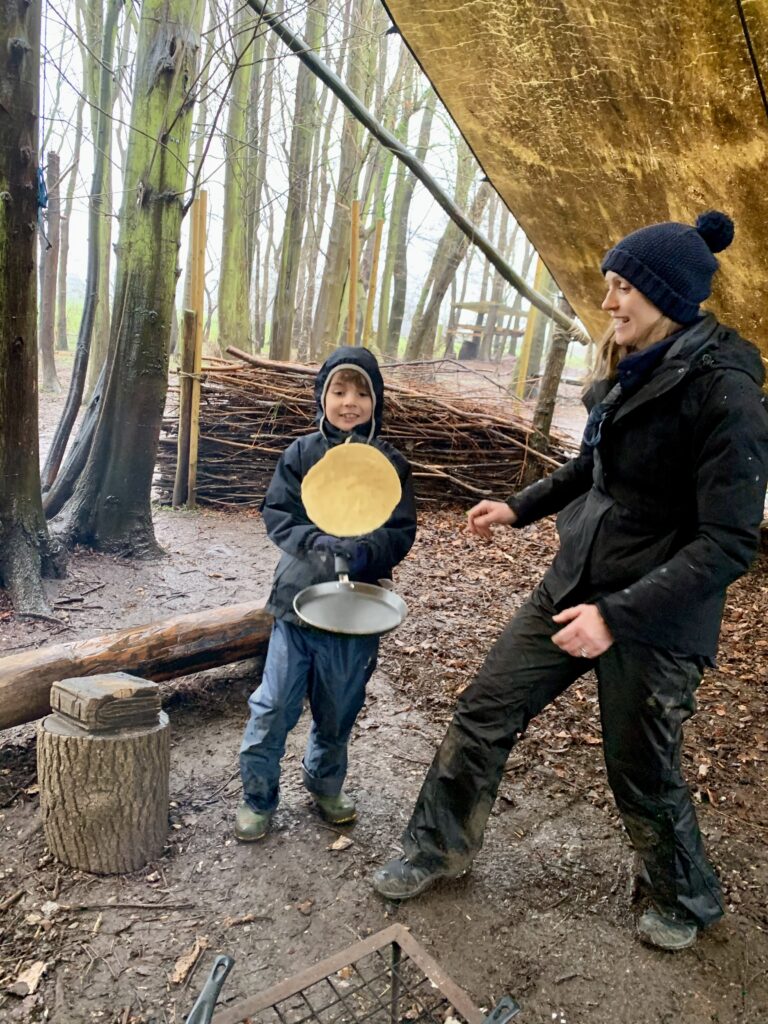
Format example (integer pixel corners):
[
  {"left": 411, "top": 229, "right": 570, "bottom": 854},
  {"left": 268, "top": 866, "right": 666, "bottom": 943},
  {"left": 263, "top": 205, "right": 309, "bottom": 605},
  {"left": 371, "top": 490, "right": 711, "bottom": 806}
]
[{"left": 314, "top": 346, "right": 385, "bottom": 440}]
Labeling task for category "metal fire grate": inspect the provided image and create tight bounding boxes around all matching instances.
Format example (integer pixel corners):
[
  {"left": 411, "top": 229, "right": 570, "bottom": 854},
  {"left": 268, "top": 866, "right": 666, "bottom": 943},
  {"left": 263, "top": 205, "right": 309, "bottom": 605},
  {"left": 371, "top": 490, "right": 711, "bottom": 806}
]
[{"left": 210, "top": 924, "right": 491, "bottom": 1024}]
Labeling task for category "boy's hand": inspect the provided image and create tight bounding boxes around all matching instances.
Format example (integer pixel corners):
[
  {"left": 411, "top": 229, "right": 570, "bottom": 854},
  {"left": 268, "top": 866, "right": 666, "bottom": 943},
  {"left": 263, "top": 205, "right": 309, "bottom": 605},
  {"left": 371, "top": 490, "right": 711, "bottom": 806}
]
[
  {"left": 310, "top": 534, "right": 369, "bottom": 574},
  {"left": 551, "top": 604, "right": 613, "bottom": 659},
  {"left": 466, "top": 500, "right": 517, "bottom": 540}
]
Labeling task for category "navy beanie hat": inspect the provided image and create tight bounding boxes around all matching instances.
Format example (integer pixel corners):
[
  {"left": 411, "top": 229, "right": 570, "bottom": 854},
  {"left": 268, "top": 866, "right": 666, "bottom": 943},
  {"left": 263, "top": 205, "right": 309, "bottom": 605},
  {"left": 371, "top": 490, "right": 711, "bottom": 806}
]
[{"left": 601, "top": 210, "right": 734, "bottom": 324}]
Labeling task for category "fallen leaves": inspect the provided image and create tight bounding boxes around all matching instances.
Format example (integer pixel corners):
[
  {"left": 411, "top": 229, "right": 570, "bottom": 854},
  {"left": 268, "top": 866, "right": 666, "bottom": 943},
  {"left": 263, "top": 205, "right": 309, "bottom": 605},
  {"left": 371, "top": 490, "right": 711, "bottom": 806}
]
[
  {"left": 7, "top": 961, "right": 46, "bottom": 997},
  {"left": 328, "top": 835, "right": 353, "bottom": 852},
  {"left": 171, "top": 936, "right": 209, "bottom": 985}
]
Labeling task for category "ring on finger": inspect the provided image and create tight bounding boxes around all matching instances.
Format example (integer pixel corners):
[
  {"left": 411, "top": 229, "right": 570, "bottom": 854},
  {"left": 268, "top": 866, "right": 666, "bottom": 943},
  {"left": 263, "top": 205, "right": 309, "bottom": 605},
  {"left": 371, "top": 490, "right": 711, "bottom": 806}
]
[{"left": 578, "top": 646, "right": 588, "bottom": 658}]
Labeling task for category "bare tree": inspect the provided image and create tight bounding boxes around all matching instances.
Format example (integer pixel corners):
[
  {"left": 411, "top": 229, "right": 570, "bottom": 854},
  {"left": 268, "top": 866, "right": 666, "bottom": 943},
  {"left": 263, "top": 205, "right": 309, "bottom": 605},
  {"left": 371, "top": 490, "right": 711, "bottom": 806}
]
[
  {"left": 39, "top": 150, "right": 61, "bottom": 391},
  {"left": 0, "top": 0, "right": 64, "bottom": 613},
  {"left": 50, "top": 0, "right": 204, "bottom": 554}
]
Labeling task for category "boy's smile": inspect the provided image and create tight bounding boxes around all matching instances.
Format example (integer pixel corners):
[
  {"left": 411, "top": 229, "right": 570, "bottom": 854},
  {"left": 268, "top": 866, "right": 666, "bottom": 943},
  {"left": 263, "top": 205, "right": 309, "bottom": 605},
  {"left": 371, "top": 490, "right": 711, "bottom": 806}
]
[{"left": 324, "top": 376, "right": 373, "bottom": 431}]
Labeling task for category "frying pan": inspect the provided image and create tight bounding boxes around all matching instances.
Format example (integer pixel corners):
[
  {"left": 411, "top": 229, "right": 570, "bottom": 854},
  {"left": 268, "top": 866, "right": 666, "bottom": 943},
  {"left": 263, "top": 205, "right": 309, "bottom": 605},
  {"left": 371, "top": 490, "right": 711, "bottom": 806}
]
[{"left": 293, "top": 555, "right": 407, "bottom": 636}]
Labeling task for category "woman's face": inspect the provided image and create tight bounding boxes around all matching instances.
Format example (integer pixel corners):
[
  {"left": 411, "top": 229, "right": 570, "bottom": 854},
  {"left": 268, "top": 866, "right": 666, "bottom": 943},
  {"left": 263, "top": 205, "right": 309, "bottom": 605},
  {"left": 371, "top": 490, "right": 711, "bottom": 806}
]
[{"left": 601, "top": 271, "right": 663, "bottom": 349}]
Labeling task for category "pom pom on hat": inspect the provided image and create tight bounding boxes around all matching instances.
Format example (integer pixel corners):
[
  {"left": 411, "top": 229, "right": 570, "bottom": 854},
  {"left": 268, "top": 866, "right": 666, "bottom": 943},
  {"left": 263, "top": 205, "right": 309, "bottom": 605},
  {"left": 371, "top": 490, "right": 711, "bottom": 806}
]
[
  {"left": 695, "top": 210, "right": 734, "bottom": 253},
  {"left": 601, "top": 210, "right": 735, "bottom": 324}
]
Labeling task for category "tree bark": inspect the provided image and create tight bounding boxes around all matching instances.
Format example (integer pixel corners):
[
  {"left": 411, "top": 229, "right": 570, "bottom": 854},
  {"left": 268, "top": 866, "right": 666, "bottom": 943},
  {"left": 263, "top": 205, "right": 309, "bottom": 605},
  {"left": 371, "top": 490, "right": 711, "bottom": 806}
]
[
  {"left": 311, "top": 0, "right": 371, "bottom": 358},
  {"left": 521, "top": 294, "right": 575, "bottom": 485},
  {"left": 406, "top": 178, "right": 492, "bottom": 361},
  {"left": 0, "top": 0, "right": 64, "bottom": 615},
  {"left": 270, "top": 1, "right": 325, "bottom": 360},
  {"left": 217, "top": 4, "right": 257, "bottom": 354},
  {"left": 38, "top": 711, "right": 170, "bottom": 873},
  {"left": 41, "top": 0, "right": 122, "bottom": 493},
  {"left": 0, "top": 602, "right": 272, "bottom": 730},
  {"left": 38, "top": 150, "right": 60, "bottom": 391},
  {"left": 387, "top": 87, "right": 436, "bottom": 355},
  {"left": 52, "top": 0, "right": 205, "bottom": 555},
  {"left": 56, "top": 94, "right": 85, "bottom": 351},
  {"left": 79, "top": 0, "right": 118, "bottom": 403}
]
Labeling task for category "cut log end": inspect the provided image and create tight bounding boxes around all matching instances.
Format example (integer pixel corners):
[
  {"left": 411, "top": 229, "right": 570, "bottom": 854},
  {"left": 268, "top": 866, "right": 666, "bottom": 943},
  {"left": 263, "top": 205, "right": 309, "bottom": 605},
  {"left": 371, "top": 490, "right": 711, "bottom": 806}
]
[{"left": 37, "top": 710, "right": 170, "bottom": 874}]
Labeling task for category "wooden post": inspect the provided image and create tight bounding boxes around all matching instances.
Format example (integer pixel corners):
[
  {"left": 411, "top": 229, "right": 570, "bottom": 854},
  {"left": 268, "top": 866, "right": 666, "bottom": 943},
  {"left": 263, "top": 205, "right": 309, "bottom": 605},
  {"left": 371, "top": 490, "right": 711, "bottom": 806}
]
[
  {"left": 515, "top": 256, "right": 546, "bottom": 399},
  {"left": 188, "top": 189, "right": 207, "bottom": 506},
  {"left": 347, "top": 198, "right": 360, "bottom": 346},
  {"left": 362, "top": 217, "right": 384, "bottom": 348},
  {"left": 38, "top": 675, "right": 170, "bottom": 874},
  {"left": 172, "top": 309, "right": 198, "bottom": 506}
]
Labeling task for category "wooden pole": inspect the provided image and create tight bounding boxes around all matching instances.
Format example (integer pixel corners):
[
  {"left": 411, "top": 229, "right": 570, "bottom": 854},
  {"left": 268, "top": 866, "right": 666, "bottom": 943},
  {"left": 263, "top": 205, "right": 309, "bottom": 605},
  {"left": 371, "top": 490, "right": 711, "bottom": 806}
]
[
  {"left": 347, "top": 198, "right": 360, "bottom": 346},
  {"left": 172, "top": 308, "right": 198, "bottom": 506},
  {"left": 0, "top": 601, "right": 273, "bottom": 731},
  {"left": 362, "top": 217, "right": 384, "bottom": 348},
  {"left": 188, "top": 189, "right": 207, "bottom": 506},
  {"left": 516, "top": 256, "right": 546, "bottom": 399}
]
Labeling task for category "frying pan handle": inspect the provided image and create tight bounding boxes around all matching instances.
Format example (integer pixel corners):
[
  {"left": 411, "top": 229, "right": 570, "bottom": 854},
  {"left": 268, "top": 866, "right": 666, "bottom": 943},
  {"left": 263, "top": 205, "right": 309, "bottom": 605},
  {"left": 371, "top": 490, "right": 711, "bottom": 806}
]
[
  {"left": 334, "top": 553, "right": 350, "bottom": 579},
  {"left": 185, "top": 954, "right": 235, "bottom": 1024}
]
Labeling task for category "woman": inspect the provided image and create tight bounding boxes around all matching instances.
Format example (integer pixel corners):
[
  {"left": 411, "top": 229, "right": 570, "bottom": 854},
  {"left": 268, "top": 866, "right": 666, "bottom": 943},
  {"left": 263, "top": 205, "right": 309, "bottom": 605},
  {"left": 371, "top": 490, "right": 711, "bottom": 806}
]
[{"left": 372, "top": 211, "right": 768, "bottom": 951}]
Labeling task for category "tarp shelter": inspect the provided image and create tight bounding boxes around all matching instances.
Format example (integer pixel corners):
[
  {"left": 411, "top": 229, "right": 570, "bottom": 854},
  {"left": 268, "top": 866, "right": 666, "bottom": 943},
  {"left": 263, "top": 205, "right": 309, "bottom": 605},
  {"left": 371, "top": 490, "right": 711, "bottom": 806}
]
[{"left": 382, "top": 1, "right": 768, "bottom": 357}]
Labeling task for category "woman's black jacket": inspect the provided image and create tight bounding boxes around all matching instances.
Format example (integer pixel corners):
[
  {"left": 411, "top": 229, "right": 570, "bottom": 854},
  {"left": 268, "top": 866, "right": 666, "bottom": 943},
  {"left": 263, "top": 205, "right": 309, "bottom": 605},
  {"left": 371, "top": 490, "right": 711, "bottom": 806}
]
[{"left": 508, "top": 315, "right": 768, "bottom": 659}]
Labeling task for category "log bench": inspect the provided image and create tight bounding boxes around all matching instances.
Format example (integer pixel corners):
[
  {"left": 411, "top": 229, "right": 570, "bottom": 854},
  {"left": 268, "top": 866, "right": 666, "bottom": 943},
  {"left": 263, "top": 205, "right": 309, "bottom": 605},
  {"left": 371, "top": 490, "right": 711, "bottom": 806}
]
[{"left": 0, "top": 603, "right": 273, "bottom": 730}]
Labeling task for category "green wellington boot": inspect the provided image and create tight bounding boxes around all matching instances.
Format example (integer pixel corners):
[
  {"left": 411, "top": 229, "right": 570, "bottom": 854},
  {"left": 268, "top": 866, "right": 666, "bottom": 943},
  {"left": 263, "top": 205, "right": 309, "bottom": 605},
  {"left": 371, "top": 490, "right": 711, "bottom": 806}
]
[
  {"left": 312, "top": 791, "right": 357, "bottom": 824},
  {"left": 234, "top": 801, "right": 272, "bottom": 842}
]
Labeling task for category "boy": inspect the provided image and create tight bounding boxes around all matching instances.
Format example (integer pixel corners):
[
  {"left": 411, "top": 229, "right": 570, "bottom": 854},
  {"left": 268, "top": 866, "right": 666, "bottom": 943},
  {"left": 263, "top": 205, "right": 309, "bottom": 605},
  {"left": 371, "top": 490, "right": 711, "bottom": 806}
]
[{"left": 236, "top": 347, "right": 417, "bottom": 841}]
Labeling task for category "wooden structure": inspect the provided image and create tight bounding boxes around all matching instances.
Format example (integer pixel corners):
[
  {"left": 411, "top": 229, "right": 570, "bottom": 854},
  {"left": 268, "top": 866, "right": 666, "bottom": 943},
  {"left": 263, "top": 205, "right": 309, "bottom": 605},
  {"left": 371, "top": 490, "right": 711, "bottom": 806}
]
[
  {"left": 0, "top": 602, "right": 273, "bottom": 731},
  {"left": 382, "top": 1, "right": 768, "bottom": 355},
  {"left": 38, "top": 674, "right": 169, "bottom": 874}
]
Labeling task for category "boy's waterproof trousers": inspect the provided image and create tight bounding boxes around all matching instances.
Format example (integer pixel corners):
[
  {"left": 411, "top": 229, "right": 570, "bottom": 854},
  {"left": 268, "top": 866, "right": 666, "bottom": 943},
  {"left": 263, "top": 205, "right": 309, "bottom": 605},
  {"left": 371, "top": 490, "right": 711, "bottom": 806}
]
[
  {"left": 402, "top": 586, "right": 724, "bottom": 928},
  {"left": 240, "top": 619, "right": 379, "bottom": 813}
]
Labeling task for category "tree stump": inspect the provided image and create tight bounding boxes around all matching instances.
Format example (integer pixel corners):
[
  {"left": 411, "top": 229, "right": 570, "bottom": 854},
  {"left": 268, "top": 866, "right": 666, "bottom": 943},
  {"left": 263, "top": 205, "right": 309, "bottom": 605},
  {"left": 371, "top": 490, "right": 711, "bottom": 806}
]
[{"left": 37, "top": 674, "right": 170, "bottom": 874}]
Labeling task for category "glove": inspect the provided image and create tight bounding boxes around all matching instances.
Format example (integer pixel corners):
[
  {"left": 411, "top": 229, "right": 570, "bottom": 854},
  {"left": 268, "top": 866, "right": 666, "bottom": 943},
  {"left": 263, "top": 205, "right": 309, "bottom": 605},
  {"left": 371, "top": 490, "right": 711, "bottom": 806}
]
[{"left": 310, "top": 534, "right": 370, "bottom": 575}]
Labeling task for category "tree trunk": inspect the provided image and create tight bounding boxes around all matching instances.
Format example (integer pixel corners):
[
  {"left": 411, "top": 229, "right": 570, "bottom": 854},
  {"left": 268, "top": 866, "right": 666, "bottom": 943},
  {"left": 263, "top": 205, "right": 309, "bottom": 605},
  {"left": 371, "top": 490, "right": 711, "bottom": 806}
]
[
  {"left": 522, "top": 295, "right": 574, "bottom": 485},
  {"left": 0, "top": 0, "right": 64, "bottom": 615},
  {"left": 480, "top": 205, "right": 511, "bottom": 360},
  {"left": 80, "top": 0, "right": 118, "bottom": 403},
  {"left": 406, "top": 176, "right": 492, "bottom": 362},
  {"left": 56, "top": 95, "right": 85, "bottom": 352},
  {"left": 217, "top": 4, "right": 257, "bottom": 355},
  {"left": 525, "top": 262, "right": 557, "bottom": 395},
  {"left": 38, "top": 705, "right": 170, "bottom": 873},
  {"left": 249, "top": 18, "right": 277, "bottom": 351},
  {"left": 38, "top": 150, "right": 60, "bottom": 391},
  {"left": 41, "top": 0, "right": 122, "bottom": 494},
  {"left": 311, "top": 0, "right": 371, "bottom": 358},
  {"left": 387, "top": 87, "right": 437, "bottom": 355},
  {"left": 270, "top": 1, "right": 325, "bottom": 360},
  {"left": 52, "top": 0, "right": 204, "bottom": 555},
  {"left": 0, "top": 601, "right": 272, "bottom": 730}
]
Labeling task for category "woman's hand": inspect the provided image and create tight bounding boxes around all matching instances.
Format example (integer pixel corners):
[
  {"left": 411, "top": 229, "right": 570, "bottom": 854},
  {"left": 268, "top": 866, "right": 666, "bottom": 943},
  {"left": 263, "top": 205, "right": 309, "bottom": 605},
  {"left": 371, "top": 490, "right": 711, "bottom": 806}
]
[
  {"left": 551, "top": 604, "right": 614, "bottom": 659},
  {"left": 466, "top": 500, "right": 517, "bottom": 540}
]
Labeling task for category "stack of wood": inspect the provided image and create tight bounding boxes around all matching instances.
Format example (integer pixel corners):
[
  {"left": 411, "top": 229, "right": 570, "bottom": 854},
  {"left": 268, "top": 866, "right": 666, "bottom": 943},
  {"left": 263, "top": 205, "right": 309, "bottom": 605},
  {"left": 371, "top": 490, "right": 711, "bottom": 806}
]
[{"left": 155, "top": 351, "right": 576, "bottom": 509}]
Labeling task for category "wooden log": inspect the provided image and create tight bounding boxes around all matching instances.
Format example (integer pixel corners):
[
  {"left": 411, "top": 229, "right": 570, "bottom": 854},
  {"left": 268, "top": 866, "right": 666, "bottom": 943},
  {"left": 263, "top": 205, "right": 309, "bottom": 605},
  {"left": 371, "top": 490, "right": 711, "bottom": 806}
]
[
  {"left": 38, "top": 676, "right": 170, "bottom": 873},
  {"left": 0, "top": 602, "right": 273, "bottom": 731}
]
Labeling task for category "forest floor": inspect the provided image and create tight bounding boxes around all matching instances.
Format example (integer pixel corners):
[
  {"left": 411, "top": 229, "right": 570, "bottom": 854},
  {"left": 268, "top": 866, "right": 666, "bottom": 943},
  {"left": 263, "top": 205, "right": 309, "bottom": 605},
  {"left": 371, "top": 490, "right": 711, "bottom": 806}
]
[{"left": 0, "top": 361, "right": 766, "bottom": 1024}]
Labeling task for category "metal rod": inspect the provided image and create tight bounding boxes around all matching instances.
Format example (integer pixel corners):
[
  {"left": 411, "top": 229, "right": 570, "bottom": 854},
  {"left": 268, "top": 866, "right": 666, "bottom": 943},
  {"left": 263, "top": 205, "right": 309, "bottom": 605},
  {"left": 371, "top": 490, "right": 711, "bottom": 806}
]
[{"left": 243, "top": 0, "right": 581, "bottom": 337}]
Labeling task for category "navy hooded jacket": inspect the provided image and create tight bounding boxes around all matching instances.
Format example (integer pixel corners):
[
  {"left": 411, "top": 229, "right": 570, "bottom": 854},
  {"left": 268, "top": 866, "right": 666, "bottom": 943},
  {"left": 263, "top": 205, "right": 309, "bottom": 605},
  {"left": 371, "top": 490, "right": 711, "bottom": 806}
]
[
  {"left": 508, "top": 315, "right": 768, "bottom": 660},
  {"left": 262, "top": 347, "right": 417, "bottom": 625}
]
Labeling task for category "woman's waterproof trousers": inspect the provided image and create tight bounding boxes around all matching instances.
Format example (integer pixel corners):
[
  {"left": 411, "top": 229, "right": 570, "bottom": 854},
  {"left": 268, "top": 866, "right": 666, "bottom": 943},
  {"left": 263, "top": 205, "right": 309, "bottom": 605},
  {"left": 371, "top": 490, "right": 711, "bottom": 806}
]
[{"left": 402, "top": 586, "right": 724, "bottom": 927}]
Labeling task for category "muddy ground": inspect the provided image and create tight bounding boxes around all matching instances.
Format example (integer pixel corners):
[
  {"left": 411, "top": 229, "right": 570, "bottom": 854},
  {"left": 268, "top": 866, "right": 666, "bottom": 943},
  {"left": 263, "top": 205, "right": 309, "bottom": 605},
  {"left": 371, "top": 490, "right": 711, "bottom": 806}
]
[
  {"left": 1, "top": 504, "right": 767, "bottom": 1024},
  {"left": 1, "top": 361, "right": 766, "bottom": 1023}
]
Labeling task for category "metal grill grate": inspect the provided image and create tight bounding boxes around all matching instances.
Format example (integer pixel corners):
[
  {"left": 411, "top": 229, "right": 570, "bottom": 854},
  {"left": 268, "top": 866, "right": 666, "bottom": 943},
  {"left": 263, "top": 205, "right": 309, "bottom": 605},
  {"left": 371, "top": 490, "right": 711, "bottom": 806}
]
[{"left": 211, "top": 924, "right": 486, "bottom": 1024}]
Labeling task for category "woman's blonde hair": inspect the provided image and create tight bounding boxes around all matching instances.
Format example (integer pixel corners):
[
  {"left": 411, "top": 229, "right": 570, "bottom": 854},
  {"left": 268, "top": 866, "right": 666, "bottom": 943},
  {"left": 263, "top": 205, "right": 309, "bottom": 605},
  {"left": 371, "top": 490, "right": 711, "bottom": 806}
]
[{"left": 589, "top": 314, "right": 682, "bottom": 383}]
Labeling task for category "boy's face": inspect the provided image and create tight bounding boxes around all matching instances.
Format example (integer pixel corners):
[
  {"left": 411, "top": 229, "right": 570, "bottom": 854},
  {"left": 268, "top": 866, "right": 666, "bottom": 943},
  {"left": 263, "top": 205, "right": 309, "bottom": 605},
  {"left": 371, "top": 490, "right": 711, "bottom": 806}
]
[{"left": 324, "top": 372, "right": 373, "bottom": 432}]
